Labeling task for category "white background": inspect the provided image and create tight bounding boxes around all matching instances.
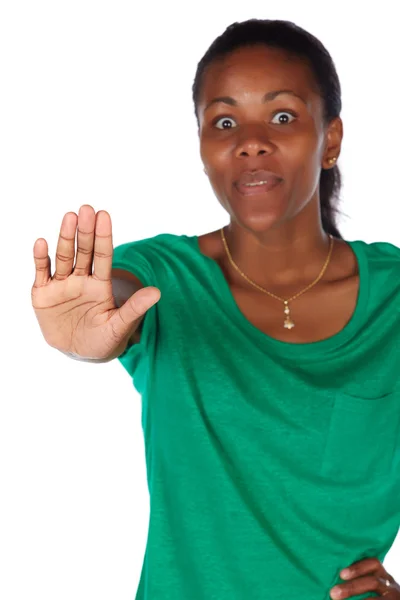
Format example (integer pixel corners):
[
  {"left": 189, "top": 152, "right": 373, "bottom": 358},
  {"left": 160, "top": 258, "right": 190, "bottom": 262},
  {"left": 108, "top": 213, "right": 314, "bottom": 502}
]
[{"left": 1, "top": 1, "right": 399, "bottom": 598}]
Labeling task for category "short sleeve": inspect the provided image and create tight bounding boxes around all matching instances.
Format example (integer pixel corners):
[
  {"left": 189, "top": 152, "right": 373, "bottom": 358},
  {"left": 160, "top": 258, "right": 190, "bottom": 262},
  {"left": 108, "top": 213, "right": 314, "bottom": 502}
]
[
  {"left": 112, "top": 240, "right": 155, "bottom": 287},
  {"left": 112, "top": 239, "right": 158, "bottom": 381}
]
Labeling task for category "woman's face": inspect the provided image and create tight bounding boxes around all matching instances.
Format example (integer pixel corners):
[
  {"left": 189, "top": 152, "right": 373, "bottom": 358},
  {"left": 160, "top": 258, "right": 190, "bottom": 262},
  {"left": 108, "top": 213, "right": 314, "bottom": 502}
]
[{"left": 197, "top": 44, "right": 342, "bottom": 232}]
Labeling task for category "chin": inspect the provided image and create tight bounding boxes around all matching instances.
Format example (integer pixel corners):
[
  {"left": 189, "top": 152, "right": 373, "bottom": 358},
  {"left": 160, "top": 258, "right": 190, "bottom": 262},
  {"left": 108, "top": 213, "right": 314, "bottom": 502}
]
[
  {"left": 229, "top": 198, "right": 287, "bottom": 224},
  {"left": 231, "top": 213, "right": 286, "bottom": 233}
]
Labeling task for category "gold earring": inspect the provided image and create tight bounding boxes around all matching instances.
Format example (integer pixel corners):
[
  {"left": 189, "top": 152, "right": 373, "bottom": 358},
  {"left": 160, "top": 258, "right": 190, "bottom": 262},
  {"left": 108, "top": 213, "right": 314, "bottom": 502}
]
[{"left": 328, "top": 157, "right": 337, "bottom": 165}]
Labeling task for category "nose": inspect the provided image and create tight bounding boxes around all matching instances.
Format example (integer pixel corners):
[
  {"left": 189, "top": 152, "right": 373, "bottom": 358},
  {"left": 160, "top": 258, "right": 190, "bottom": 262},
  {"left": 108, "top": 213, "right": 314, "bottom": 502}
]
[{"left": 235, "top": 127, "right": 274, "bottom": 158}]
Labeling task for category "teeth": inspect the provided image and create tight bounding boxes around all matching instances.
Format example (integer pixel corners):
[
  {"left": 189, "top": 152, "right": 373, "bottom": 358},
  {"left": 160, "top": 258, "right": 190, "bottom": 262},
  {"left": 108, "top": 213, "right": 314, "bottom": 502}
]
[{"left": 244, "top": 181, "right": 268, "bottom": 187}]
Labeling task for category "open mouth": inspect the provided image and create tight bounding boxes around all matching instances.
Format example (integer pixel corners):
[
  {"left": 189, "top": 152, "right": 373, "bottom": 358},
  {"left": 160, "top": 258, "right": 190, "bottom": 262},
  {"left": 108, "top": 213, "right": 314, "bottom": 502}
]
[{"left": 235, "top": 178, "right": 283, "bottom": 195}]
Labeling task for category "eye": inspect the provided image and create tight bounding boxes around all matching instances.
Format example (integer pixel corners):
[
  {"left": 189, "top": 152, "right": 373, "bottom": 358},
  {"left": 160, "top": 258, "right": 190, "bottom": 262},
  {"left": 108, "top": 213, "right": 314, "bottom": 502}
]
[
  {"left": 214, "top": 117, "right": 237, "bottom": 129},
  {"left": 271, "top": 111, "right": 297, "bottom": 125},
  {"left": 213, "top": 110, "right": 297, "bottom": 130}
]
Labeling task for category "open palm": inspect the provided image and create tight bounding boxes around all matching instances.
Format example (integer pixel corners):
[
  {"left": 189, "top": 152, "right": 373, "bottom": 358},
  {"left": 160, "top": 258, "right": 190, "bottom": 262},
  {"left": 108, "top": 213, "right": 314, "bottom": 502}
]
[{"left": 31, "top": 205, "right": 160, "bottom": 360}]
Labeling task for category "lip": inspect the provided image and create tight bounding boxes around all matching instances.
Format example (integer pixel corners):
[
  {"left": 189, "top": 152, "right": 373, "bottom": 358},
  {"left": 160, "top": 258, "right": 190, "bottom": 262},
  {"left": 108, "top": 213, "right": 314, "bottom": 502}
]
[
  {"left": 234, "top": 169, "right": 283, "bottom": 196},
  {"left": 236, "top": 169, "right": 283, "bottom": 185},
  {"left": 235, "top": 178, "right": 283, "bottom": 196}
]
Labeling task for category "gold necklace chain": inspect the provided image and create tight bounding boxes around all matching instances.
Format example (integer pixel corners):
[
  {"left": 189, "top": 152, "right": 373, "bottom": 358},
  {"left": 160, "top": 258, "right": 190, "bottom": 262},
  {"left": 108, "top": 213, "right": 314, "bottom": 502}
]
[{"left": 220, "top": 227, "right": 335, "bottom": 330}]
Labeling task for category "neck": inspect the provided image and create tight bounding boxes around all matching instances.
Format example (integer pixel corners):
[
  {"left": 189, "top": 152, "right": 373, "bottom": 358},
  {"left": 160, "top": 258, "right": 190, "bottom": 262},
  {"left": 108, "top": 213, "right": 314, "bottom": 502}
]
[{"left": 221, "top": 223, "right": 334, "bottom": 290}]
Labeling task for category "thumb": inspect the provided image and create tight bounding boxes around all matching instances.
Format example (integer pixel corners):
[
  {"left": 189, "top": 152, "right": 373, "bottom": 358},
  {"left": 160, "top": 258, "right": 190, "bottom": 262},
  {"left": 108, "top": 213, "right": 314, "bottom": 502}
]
[{"left": 110, "top": 287, "right": 161, "bottom": 341}]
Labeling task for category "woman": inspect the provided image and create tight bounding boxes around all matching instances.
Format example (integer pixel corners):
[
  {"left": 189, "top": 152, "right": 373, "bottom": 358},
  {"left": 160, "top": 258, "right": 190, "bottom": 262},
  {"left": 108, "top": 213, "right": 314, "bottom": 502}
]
[{"left": 32, "top": 18, "right": 400, "bottom": 600}]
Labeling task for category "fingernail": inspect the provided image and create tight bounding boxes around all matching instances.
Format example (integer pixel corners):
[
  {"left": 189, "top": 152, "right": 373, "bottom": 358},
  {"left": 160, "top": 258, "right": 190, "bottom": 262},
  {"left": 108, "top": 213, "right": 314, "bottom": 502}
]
[
  {"left": 331, "top": 587, "right": 343, "bottom": 599},
  {"left": 341, "top": 569, "right": 351, "bottom": 579}
]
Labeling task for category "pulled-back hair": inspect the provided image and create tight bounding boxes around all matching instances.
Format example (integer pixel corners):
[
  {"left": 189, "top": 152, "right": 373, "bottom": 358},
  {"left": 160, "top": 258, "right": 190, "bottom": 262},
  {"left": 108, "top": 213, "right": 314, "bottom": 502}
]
[{"left": 192, "top": 19, "right": 345, "bottom": 239}]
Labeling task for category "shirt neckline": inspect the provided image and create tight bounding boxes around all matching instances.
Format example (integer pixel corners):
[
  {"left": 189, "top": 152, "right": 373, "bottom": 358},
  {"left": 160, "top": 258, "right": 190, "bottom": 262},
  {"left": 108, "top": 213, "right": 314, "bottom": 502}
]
[{"left": 185, "top": 234, "right": 370, "bottom": 358}]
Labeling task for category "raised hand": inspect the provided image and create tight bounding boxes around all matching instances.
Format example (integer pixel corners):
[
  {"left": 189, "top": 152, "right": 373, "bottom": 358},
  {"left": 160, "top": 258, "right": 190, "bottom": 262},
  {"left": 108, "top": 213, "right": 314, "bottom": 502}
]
[{"left": 31, "top": 205, "right": 161, "bottom": 360}]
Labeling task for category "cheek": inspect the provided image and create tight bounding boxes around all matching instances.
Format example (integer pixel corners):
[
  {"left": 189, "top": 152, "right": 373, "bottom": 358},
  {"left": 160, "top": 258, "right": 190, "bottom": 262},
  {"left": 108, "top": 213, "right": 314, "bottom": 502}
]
[
  {"left": 291, "top": 158, "right": 321, "bottom": 193},
  {"left": 207, "top": 176, "right": 234, "bottom": 211},
  {"left": 209, "top": 177, "right": 227, "bottom": 200},
  {"left": 210, "top": 169, "right": 237, "bottom": 204},
  {"left": 200, "top": 135, "right": 233, "bottom": 168}
]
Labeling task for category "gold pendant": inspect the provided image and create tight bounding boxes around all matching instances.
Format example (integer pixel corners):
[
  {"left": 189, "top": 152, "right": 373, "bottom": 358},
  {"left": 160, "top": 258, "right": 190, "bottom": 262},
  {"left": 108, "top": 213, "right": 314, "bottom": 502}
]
[{"left": 283, "top": 301, "right": 295, "bottom": 329}]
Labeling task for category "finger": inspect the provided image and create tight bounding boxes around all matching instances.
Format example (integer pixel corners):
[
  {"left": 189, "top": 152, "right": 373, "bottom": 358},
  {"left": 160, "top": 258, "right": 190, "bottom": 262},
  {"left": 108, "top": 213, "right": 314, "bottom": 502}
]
[
  {"left": 109, "top": 287, "right": 161, "bottom": 341},
  {"left": 92, "top": 210, "right": 113, "bottom": 282},
  {"left": 377, "top": 576, "right": 397, "bottom": 595},
  {"left": 73, "top": 205, "right": 96, "bottom": 277},
  {"left": 331, "top": 575, "right": 383, "bottom": 599},
  {"left": 54, "top": 212, "right": 77, "bottom": 281},
  {"left": 33, "top": 238, "right": 51, "bottom": 287},
  {"left": 340, "top": 558, "right": 382, "bottom": 580}
]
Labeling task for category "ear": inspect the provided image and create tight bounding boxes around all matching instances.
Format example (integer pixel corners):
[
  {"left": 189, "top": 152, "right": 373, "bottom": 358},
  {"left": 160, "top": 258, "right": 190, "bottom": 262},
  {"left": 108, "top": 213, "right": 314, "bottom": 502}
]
[{"left": 324, "top": 116, "right": 343, "bottom": 163}]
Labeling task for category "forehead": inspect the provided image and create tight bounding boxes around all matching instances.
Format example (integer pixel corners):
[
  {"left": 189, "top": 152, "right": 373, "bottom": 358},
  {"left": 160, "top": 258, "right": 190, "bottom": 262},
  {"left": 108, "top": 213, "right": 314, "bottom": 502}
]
[{"left": 198, "top": 45, "right": 319, "bottom": 107}]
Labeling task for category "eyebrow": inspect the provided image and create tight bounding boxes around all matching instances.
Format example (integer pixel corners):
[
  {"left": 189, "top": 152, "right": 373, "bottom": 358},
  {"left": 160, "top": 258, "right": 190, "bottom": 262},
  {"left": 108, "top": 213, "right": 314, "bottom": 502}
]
[{"left": 204, "top": 89, "right": 307, "bottom": 112}]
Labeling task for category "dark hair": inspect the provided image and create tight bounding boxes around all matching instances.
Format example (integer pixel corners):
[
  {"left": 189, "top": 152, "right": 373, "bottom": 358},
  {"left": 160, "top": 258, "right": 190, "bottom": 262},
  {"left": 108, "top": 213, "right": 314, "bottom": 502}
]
[{"left": 192, "top": 19, "right": 345, "bottom": 239}]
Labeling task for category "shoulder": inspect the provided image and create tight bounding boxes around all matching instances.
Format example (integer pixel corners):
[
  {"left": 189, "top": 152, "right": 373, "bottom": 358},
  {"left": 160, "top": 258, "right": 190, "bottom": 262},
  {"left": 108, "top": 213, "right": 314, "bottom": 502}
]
[
  {"left": 113, "top": 232, "right": 182, "bottom": 256},
  {"left": 350, "top": 238, "right": 400, "bottom": 271},
  {"left": 112, "top": 232, "right": 184, "bottom": 270},
  {"left": 349, "top": 238, "right": 400, "bottom": 307},
  {"left": 112, "top": 233, "right": 196, "bottom": 291}
]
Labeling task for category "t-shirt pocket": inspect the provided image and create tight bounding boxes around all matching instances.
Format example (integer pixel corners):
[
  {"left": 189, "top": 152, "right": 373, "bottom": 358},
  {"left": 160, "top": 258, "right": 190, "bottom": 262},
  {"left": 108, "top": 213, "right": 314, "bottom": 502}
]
[{"left": 319, "top": 390, "right": 400, "bottom": 484}]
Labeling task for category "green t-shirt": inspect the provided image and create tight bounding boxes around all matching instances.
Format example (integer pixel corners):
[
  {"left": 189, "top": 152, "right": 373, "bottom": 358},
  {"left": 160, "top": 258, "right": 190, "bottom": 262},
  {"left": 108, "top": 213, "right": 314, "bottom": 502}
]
[{"left": 112, "top": 233, "right": 400, "bottom": 600}]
